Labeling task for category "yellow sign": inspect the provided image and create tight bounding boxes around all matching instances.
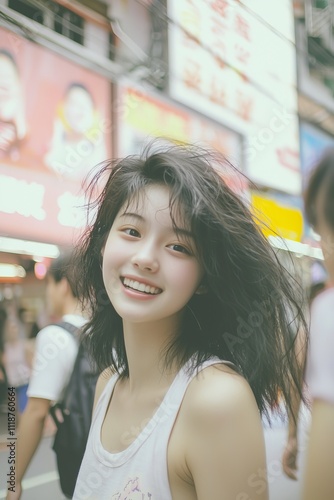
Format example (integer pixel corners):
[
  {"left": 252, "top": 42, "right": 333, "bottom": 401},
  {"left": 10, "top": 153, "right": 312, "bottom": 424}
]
[
  {"left": 125, "top": 89, "right": 189, "bottom": 143},
  {"left": 251, "top": 194, "right": 303, "bottom": 242}
]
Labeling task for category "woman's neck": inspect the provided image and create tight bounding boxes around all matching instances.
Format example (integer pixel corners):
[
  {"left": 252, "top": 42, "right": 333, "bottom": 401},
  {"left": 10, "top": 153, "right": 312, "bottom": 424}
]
[{"left": 122, "top": 319, "right": 180, "bottom": 395}]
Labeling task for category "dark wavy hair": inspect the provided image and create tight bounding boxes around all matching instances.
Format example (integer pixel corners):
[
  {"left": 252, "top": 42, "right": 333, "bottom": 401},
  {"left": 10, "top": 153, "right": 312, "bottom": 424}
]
[
  {"left": 73, "top": 142, "right": 307, "bottom": 421},
  {"left": 48, "top": 251, "right": 78, "bottom": 298}
]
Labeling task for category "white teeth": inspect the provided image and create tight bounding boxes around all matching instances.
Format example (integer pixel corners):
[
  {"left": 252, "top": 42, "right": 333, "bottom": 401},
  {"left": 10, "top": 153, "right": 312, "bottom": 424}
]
[{"left": 123, "top": 277, "right": 160, "bottom": 295}]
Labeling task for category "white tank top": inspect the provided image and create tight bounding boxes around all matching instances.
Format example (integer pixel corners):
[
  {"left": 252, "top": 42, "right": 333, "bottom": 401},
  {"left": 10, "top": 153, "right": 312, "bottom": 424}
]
[{"left": 73, "top": 356, "right": 234, "bottom": 500}]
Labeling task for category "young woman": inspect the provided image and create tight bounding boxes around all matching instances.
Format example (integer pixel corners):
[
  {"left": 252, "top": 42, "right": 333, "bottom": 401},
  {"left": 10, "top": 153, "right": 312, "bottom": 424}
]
[
  {"left": 72, "top": 143, "right": 307, "bottom": 500},
  {"left": 302, "top": 150, "right": 334, "bottom": 500}
]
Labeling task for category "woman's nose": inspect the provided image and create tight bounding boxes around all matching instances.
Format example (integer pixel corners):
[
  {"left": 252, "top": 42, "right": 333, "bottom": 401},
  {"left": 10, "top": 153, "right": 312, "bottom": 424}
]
[{"left": 131, "top": 241, "right": 159, "bottom": 272}]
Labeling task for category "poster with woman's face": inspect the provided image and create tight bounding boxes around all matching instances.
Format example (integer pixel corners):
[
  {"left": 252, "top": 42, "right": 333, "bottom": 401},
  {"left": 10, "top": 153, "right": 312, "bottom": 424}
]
[{"left": 0, "top": 27, "right": 112, "bottom": 245}]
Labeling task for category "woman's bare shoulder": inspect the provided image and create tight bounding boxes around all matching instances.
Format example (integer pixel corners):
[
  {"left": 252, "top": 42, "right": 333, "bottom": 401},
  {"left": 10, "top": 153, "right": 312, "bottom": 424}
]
[{"left": 184, "top": 363, "right": 258, "bottom": 424}]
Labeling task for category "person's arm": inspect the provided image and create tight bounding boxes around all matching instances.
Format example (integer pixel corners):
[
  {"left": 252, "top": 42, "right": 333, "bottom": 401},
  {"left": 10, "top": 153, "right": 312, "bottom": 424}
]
[
  {"left": 185, "top": 369, "right": 268, "bottom": 500},
  {"left": 6, "top": 397, "right": 50, "bottom": 500},
  {"left": 282, "top": 327, "right": 307, "bottom": 480},
  {"left": 282, "top": 391, "right": 301, "bottom": 480},
  {"left": 6, "top": 325, "right": 78, "bottom": 499},
  {"left": 302, "top": 399, "right": 334, "bottom": 500}
]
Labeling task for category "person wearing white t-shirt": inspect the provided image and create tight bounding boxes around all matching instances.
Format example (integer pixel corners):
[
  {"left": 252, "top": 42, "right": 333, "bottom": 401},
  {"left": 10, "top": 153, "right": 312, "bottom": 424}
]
[
  {"left": 6, "top": 252, "right": 88, "bottom": 500},
  {"left": 303, "top": 150, "right": 334, "bottom": 500}
]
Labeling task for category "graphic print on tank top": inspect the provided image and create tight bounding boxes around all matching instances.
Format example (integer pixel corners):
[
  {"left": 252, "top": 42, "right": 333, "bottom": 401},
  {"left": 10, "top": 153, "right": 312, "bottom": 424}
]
[{"left": 111, "top": 476, "right": 152, "bottom": 499}]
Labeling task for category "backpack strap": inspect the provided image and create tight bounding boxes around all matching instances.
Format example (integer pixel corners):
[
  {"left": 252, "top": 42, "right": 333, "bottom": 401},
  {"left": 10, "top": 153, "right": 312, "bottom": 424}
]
[
  {"left": 54, "top": 321, "right": 81, "bottom": 339},
  {"left": 49, "top": 321, "right": 82, "bottom": 427}
]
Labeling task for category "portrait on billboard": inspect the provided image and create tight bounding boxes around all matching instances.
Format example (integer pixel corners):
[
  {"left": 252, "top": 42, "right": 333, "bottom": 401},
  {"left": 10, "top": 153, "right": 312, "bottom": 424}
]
[
  {"left": 44, "top": 82, "right": 108, "bottom": 180},
  {"left": 0, "top": 27, "right": 111, "bottom": 180},
  {"left": 0, "top": 49, "right": 27, "bottom": 162},
  {"left": 0, "top": 27, "right": 111, "bottom": 245}
]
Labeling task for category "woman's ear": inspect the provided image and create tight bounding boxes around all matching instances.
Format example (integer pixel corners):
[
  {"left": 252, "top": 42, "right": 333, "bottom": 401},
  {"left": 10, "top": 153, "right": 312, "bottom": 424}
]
[
  {"left": 60, "top": 276, "right": 70, "bottom": 296},
  {"left": 195, "top": 283, "right": 208, "bottom": 295}
]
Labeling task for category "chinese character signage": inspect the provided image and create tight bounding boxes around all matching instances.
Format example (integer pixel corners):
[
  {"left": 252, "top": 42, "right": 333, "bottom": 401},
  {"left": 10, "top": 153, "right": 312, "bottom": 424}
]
[
  {"left": 117, "top": 84, "right": 246, "bottom": 194},
  {"left": 168, "top": 0, "right": 301, "bottom": 194}
]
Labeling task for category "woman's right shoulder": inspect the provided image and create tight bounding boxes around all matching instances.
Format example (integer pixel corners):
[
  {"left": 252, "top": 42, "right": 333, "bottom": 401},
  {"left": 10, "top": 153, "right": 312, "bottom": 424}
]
[{"left": 93, "top": 367, "right": 115, "bottom": 410}]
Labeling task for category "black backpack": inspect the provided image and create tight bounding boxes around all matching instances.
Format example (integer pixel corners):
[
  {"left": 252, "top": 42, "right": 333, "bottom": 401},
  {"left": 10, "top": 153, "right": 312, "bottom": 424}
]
[{"left": 49, "top": 322, "right": 99, "bottom": 498}]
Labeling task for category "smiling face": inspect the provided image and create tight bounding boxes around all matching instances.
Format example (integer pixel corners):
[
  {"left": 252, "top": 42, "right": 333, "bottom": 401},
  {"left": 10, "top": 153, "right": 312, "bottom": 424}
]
[
  {"left": 64, "top": 86, "right": 94, "bottom": 133},
  {"left": 0, "top": 54, "right": 21, "bottom": 120},
  {"left": 102, "top": 184, "right": 204, "bottom": 329}
]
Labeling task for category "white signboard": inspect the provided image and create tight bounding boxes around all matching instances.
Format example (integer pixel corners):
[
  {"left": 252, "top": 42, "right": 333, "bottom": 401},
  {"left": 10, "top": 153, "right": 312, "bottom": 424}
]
[{"left": 168, "top": 0, "right": 301, "bottom": 195}]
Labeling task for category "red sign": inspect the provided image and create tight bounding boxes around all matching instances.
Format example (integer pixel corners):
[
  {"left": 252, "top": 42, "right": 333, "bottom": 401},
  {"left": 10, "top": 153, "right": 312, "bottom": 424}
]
[
  {"left": 0, "top": 27, "right": 111, "bottom": 244},
  {"left": 0, "top": 164, "right": 86, "bottom": 245}
]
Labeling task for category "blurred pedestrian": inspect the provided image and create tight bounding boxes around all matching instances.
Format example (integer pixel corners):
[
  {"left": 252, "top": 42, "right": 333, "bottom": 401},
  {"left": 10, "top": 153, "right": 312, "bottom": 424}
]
[
  {"left": 72, "top": 142, "right": 307, "bottom": 499},
  {"left": 302, "top": 149, "right": 334, "bottom": 500},
  {"left": 281, "top": 262, "right": 328, "bottom": 481},
  {"left": 281, "top": 318, "right": 308, "bottom": 481},
  {"left": 6, "top": 251, "right": 88, "bottom": 500},
  {"left": 3, "top": 311, "right": 31, "bottom": 415}
]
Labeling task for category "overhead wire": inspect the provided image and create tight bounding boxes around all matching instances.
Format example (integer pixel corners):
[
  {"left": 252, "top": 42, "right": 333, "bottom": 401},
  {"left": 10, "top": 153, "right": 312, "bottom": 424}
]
[
  {"left": 133, "top": 0, "right": 334, "bottom": 128},
  {"left": 1, "top": 0, "right": 334, "bottom": 129},
  {"left": 130, "top": 0, "right": 300, "bottom": 121},
  {"left": 0, "top": 1, "right": 306, "bottom": 131}
]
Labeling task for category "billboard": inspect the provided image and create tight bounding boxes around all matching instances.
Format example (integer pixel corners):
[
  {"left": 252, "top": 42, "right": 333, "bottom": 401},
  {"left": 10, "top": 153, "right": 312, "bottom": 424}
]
[
  {"left": 0, "top": 27, "right": 111, "bottom": 245},
  {"left": 300, "top": 122, "right": 334, "bottom": 245},
  {"left": 300, "top": 122, "right": 334, "bottom": 189},
  {"left": 168, "top": 0, "right": 301, "bottom": 195},
  {"left": 117, "top": 84, "right": 246, "bottom": 194}
]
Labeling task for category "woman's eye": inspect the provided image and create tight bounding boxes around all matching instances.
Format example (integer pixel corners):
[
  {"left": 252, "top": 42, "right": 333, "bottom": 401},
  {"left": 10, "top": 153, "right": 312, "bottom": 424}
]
[
  {"left": 123, "top": 228, "right": 140, "bottom": 237},
  {"left": 169, "top": 244, "right": 190, "bottom": 255}
]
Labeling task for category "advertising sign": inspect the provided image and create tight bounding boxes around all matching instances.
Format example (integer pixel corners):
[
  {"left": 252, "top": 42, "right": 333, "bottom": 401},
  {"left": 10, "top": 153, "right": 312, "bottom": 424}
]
[
  {"left": 300, "top": 122, "right": 334, "bottom": 245},
  {"left": 0, "top": 27, "right": 111, "bottom": 245},
  {"left": 300, "top": 122, "right": 334, "bottom": 188},
  {"left": 168, "top": 0, "right": 301, "bottom": 195},
  {"left": 251, "top": 193, "right": 303, "bottom": 242},
  {"left": 117, "top": 84, "right": 246, "bottom": 194}
]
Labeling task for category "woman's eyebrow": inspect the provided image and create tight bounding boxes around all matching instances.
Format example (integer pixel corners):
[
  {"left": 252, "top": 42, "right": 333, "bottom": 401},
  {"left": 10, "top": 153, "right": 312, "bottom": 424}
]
[
  {"left": 174, "top": 226, "right": 194, "bottom": 238},
  {"left": 120, "top": 212, "right": 144, "bottom": 221},
  {"left": 120, "top": 211, "right": 193, "bottom": 238}
]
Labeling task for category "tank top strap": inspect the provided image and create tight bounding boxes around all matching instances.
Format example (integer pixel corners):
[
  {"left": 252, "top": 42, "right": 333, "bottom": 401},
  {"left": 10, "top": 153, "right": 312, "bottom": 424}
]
[
  {"left": 163, "top": 356, "right": 235, "bottom": 417},
  {"left": 92, "top": 372, "right": 119, "bottom": 426}
]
